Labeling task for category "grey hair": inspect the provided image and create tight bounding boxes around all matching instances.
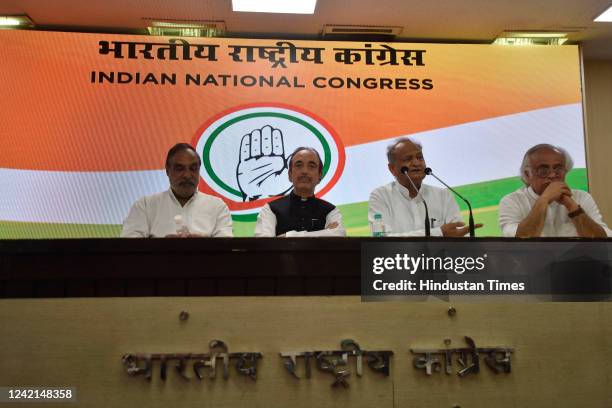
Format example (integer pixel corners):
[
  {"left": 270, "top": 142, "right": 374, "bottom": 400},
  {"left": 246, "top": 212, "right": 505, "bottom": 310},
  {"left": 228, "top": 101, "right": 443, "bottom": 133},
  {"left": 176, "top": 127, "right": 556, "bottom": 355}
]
[
  {"left": 386, "top": 137, "right": 423, "bottom": 164},
  {"left": 520, "top": 144, "right": 574, "bottom": 184},
  {"left": 289, "top": 146, "right": 323, "bottom": 172}
]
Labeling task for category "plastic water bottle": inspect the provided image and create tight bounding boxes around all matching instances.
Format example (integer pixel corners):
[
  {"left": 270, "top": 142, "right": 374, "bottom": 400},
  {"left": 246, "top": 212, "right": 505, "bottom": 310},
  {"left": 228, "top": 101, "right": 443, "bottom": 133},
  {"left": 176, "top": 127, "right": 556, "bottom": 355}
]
[
  {"left": 174, "top": 214, "right": 190, "bottom": 235},
  {"left": 372, "top": 213, "right": 386, "bottom": 237}
]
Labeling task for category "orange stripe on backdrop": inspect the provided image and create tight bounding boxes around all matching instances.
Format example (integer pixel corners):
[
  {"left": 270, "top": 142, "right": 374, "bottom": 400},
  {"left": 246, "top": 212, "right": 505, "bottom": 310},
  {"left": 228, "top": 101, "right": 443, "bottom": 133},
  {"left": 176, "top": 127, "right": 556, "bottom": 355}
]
[{"left": 0, "top": 31, "right": 581, "bottom": 171}]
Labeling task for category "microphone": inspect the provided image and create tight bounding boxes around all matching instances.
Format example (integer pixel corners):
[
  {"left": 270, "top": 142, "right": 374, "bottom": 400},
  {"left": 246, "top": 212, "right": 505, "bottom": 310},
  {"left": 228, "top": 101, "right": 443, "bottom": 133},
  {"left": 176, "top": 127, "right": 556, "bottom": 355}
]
[
  {"left": 424, "top": 167, "right": 475, "bottom": 237},
  {"left": 400, "top": 166, "right": 430, "bottom": 237}
]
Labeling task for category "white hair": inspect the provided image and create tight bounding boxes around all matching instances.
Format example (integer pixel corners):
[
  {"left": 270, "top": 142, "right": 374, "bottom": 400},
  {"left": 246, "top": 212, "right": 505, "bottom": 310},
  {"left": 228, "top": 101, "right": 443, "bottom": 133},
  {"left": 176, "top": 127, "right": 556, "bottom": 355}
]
[
  {"left": 519, "top": 144, "right": 574, "bottom": 184},
  {"left": 386, "top": 137, "right": 423, "bottom": 164}
]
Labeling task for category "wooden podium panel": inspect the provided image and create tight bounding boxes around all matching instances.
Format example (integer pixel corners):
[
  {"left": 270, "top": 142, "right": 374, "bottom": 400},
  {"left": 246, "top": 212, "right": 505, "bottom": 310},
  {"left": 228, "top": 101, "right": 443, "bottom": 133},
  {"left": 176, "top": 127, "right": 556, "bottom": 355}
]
[{"left": 0, "top": 297, "right": 610, "bottom": 408}]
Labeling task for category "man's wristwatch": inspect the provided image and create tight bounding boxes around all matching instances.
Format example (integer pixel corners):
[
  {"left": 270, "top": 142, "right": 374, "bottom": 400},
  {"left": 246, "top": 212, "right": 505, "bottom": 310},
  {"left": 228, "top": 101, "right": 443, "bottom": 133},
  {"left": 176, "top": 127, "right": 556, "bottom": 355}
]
[{"left": 568, "top": 205, "right": 585, "bottom": 219}]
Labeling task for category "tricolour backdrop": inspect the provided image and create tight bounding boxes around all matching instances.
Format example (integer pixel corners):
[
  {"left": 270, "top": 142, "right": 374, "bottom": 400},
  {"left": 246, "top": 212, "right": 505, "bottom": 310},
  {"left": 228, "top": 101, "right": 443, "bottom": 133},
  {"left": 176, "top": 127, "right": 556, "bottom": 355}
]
[{"left": 0, "top": 30, "right": 586, "bottom": 237}]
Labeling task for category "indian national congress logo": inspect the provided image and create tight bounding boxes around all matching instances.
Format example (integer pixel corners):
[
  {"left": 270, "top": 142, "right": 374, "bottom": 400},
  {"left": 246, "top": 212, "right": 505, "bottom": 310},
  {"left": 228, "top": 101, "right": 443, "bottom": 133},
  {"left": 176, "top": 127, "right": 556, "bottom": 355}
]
[{"left": 192, "top": 103, "right": 346, "bottom": 219}]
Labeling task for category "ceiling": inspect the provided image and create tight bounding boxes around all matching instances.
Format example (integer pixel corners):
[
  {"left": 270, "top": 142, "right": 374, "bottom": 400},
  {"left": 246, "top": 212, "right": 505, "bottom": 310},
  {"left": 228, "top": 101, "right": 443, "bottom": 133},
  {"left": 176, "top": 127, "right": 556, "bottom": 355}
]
[{"left": 2, "top": 0, "right": 612, "bottom": 60}]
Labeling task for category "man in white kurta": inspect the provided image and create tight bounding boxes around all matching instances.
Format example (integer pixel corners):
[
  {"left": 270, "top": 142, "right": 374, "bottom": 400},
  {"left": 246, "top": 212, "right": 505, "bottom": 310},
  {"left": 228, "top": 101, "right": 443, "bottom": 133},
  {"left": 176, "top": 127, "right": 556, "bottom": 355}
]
[
  {"left": 121, "top": 143, "right": 233, "bottom": 238},
  {"left": 121, "top": 189, "right": 233, "bottom": 238},
  {"left": 368, "top": 138, "right": 480, "bottom": 237},
  {"left": 499, "top": 144, "right": 610, "bottom": 238},
  {"left": 369, "top": 182, "right": 463, "bottom": 236}
]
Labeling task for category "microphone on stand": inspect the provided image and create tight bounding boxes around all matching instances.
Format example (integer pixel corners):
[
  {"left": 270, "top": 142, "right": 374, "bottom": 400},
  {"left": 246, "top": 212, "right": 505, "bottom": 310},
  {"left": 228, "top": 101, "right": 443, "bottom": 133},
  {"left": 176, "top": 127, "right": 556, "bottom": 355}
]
[
  {"left": 424, "top": 167, "right": 475, "bottom": 237},
  {"left": 401, "top": 166, "right": 430, "bottom": 237}
]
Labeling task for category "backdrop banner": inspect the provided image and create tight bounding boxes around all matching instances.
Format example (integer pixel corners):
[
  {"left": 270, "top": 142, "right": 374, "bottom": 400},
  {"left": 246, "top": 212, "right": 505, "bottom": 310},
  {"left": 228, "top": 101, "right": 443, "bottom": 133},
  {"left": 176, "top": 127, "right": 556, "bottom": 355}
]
[{"left": 0, "top": 31, "right": 586, "bottom": 237}]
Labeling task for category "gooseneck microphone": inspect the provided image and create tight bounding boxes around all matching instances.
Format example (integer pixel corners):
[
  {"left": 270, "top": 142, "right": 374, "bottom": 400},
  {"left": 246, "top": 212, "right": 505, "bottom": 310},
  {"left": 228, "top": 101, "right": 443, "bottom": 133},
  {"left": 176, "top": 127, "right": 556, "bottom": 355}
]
[
  {"left": 401, "top": 166, "right": 430, "bottom": 237},
  {"left": 424, "top": 167, "right": 475, "bottom": 237}
]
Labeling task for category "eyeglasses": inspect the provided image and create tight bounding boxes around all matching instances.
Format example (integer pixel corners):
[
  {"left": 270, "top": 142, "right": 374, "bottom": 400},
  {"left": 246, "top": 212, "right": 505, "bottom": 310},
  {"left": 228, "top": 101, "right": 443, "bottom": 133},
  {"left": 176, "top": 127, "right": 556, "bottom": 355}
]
[{"left": 530, "top": 165, "right": 566, "bottom": 178}]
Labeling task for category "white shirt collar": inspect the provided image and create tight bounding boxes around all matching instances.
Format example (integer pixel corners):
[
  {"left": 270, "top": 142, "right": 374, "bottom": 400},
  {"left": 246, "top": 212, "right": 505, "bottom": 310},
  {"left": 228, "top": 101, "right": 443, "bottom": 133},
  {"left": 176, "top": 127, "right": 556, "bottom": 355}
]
[
  {"left": 167, "top": 188, "right": 198, "bottom": 207},
  {"left": 525, "top": 186, "right": 539, "bottom": 200},
  {"left": 396, "top": 181, "right": 422, "bottom": 201}
]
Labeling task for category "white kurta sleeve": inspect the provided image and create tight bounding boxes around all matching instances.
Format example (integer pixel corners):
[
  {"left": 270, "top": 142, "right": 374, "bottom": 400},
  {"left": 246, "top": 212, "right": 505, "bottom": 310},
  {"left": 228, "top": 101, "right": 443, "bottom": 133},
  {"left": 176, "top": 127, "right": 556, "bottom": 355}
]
[
  {"left": 432, "top": 190, "right": 468, "bottom": 237},
  {"left": 498, "top": 195, "right": 522, "bottom": 238},
  {"left": 390, "top": 227, "right": 444, "bottom": 237},
  {"left": 254, "top": 204, "right": 277, "bottom": 237},
  {"left": 579, "top": 192, "right": 612, "bottom": 237},
  {"left": 368, "top": 188, "right": 444, "bottom": 237},
  {"left": 121, "top": 198, "right": 150, "bottom": 238},
  {"left": 444, "top": 190, "right": 464, "bottom": 224},
  {"left": 211, "top": 200, "right": 234, "bottom": 237},
  {"left": 385, "top": 226, "right": 444, "bottom": 238}
]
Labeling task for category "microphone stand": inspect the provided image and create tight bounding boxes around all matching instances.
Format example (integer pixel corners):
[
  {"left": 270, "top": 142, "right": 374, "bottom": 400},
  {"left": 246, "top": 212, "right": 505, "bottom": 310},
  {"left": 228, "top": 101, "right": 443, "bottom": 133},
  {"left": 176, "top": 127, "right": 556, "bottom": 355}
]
[
  {"left": 401, "top": 167, "right": 430, "bottom": 237},
  {"left": 425, "top": 168, "right": 475, "bottom": 237}
]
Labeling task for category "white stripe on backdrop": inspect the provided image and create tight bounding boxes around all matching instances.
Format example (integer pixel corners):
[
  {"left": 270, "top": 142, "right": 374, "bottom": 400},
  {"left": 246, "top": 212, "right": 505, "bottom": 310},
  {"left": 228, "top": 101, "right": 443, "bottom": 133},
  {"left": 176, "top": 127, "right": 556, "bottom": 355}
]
[{"left": 325, "top": 103, "right": 585, "bottom": 205}]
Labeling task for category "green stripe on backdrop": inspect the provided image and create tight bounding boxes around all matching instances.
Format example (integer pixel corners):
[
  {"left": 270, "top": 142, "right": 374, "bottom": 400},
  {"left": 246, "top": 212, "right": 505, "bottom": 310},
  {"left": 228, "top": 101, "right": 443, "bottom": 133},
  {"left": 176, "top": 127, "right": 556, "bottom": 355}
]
[
  {"left": 0, "top": 221, "right": 122, "bottom": 239},
  {"left": 0, "top": 169, "right": 588, "bottom": 239},
  {"left": 451, "top": 168, "right": 587, "bottom": 210}
]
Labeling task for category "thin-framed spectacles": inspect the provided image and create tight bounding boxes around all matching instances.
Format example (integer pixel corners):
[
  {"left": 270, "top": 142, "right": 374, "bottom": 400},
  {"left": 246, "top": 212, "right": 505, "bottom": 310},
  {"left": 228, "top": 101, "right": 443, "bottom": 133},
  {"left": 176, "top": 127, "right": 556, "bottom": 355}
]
[{"left": 531, "top": 165, "right": 567, "bottom": 178}]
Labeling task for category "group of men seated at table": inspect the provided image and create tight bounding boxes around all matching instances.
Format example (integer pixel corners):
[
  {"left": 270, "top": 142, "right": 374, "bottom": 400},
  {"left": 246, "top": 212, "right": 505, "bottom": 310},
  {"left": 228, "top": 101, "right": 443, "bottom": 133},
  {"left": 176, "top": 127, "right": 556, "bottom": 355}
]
[{"left": 120, "top": 138, "right": 611, "bottom": 238}]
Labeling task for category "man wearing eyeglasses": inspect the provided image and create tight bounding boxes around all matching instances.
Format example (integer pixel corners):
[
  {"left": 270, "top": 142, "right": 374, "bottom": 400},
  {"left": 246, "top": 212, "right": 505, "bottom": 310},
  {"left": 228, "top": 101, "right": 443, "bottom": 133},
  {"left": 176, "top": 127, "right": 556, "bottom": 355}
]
[{"left": 498, "top": 144, "right": 610, "bottom": 237}]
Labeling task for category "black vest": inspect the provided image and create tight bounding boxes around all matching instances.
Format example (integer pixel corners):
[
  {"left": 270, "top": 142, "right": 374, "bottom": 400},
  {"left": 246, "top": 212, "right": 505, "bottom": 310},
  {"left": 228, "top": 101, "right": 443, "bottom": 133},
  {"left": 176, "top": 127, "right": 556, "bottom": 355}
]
[{"left": 268, "top": 192, "right": 336, "bottom": 236}]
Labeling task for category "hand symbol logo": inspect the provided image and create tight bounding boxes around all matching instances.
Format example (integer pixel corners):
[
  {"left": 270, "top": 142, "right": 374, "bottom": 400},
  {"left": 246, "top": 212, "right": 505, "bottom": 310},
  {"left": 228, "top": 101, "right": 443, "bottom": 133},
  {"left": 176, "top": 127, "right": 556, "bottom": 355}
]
[{"left": 236, "top": 125, "right": 293, "bottom": 201}]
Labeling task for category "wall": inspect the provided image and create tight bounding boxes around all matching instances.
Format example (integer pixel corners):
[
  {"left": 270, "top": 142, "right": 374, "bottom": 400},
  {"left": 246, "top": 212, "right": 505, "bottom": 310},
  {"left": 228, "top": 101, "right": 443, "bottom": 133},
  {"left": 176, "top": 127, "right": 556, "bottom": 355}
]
[
  {"left": 584, "top": 59, "right": 612, "bottom": 225},
  {"left": 0, "top": 297, "right": 610, "bottom": 407}
]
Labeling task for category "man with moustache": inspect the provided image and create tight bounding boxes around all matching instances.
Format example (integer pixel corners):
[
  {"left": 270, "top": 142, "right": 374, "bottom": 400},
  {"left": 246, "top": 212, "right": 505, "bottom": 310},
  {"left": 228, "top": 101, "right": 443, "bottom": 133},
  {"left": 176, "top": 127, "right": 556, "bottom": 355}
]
[
  {"left": 254, "top": 146, "right": 346, "bottom": 237},
  {"left": 368, "top": 137, "right": 481, "bottom": 236},
  {"left": 121, "top": 143, "right": 233, "bottom": 238},
  {"left": 499, "top": 144, "right": 610, "bottom": 237}
]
